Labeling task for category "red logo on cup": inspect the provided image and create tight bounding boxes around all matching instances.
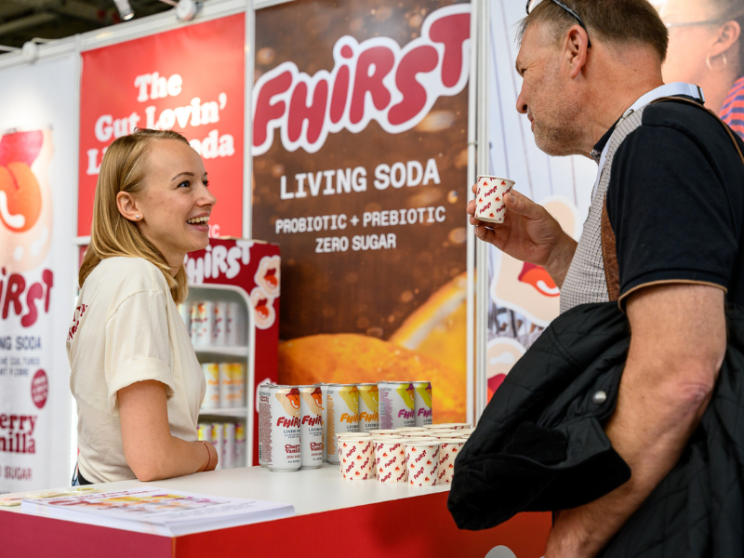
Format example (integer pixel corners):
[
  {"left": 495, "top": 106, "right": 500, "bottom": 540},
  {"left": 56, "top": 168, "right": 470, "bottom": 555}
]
[{"left": 31, "top": 369, "right": 48, "bottom": 409}]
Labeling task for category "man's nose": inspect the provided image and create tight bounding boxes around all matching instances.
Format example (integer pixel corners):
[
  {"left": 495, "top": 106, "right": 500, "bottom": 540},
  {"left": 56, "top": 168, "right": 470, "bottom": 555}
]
[{"left": 516, "top": 91, "right": 528, "bottom": 115}]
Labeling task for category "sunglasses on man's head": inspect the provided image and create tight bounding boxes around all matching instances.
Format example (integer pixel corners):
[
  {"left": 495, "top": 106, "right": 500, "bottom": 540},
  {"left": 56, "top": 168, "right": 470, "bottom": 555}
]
[{"left": 526, "top": 0, "right": 592, "bottom": 47}]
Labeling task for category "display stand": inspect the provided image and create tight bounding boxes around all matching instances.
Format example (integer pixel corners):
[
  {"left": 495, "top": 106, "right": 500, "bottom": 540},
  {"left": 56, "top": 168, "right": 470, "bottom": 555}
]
[
  {"left": 0, "top": 466, "right": 550, "bottom": 558},
  {"left": 187, "top": 283, "right": 254, "bottom": 466}
]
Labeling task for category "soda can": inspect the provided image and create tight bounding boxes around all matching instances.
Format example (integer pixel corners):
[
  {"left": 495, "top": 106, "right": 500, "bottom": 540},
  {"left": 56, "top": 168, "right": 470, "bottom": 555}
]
[
  {"left": 192, "top": 301, "right": 214, "bottom": 346},
  {"left": 314, "top": 383, "right": 330, "bottom": 461},
  {"left": 326, "top": 384, "right": 359, "bottom": 465},
  {"left": 202, "top": 363, "right": 220, "bottom": 409},
  {"left": 357, "top": 383, "right": 380, "bottom": 433},
  {"left": 197, "top": 423, "right": 212, "bottom": 442},
  {"left": 213, "top": 301, "right": 227, "bottom": 346},
  {"left": 378, "top": 382, "right": 415, "bottom": 429},
  {"left": 268, "top": 386, "right": 301, "bottom": 472},
  {"left": 413, "top": 381, "right": 433, "bottom": 427},
  {"left": 219, "top": 363, "right": 245, "bottom": 408},
  {"left": 299, "top": 386, "right": 324, "bottom": 469},
  {"left": 189, "top": 302, "right": 201, "bottom": 345},
  {"left": 235, "top": 422, "right": 247, "bottom": 467},
  {"left": 258, "top": 384, "right": 272, "bottom": 467},
  {"left": 211, "top": 422, "right": 224, "bottom": 470},
  {"left": 223, "top": 422, "right": 236, "bottom": 469},
  {"left": 226, "top": 302, "right": 245, "bottom": 347}
]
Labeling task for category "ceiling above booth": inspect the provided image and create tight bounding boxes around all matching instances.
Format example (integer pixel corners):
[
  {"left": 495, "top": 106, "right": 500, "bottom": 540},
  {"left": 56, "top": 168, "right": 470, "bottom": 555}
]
[{"left": 0, "top": 0, "right": 172, "bottom": 48}]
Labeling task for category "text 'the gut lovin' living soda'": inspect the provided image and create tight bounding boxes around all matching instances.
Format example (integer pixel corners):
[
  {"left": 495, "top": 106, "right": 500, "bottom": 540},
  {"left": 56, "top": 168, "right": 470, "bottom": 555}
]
[
  {"left": 326, "top": 385, "right": 359, "bottom": 464},
  {"left": 266, "top": 386, "right": 301, "bottom": 471},
  {"left": 299, "top": 386, "right": 324, "bottom": 469}
]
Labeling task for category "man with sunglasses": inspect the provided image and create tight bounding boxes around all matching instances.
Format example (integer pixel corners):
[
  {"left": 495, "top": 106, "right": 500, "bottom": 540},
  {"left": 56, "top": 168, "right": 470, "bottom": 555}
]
[{"left": 468, "top": 0, "right": 744, "bottom": 556}]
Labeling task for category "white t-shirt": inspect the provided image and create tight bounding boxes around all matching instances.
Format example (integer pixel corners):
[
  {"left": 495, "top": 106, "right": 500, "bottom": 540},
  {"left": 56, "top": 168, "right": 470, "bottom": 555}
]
[{"left": 67, "top": 257, "right": 205, "bottom": 483}]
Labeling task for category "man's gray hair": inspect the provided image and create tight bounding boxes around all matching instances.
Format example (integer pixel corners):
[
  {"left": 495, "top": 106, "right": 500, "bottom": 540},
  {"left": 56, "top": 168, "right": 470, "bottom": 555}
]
[{"left": 519, "top": 0, "right": 669, "bottom": 63}]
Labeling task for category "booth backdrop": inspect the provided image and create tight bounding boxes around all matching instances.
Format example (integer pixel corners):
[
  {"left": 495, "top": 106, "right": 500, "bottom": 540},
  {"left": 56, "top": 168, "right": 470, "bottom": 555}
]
[
  {"left": 0, "top": 53, "right": 78, "bottom": 492},
  {"left": 252, "top": 0, "right": 472, "bottom": 423}
]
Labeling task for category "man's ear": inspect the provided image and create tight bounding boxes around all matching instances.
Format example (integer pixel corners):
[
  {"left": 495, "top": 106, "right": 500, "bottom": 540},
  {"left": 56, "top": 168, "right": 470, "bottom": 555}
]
[
  {"left": 117, "top": 191, "right": 141, "bottom": 223},
  {"left": 565, "top": 24, "right": 589, "bottom": 79}
]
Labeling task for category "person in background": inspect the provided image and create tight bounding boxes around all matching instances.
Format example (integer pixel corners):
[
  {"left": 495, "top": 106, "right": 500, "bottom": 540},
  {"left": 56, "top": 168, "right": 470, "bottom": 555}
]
[
  {"left": 68, "top": 129, "right": 218, "bottom": 484},
  {"left": 657, "top": 0, "right": 744, "bottom": 136}
]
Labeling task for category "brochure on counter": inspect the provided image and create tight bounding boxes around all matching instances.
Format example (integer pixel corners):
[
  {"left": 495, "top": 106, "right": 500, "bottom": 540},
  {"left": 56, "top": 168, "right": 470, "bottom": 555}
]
[{"left": 20, "top": 487, "right": 295, "bottom": 536}]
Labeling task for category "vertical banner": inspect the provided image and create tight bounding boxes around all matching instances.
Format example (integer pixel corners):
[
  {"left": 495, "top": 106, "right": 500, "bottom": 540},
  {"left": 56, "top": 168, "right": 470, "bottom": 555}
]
[
  {"left": 0, "top": 54, "right": 78, "bottom": 492},
  {"left": 253, "top": 0, "right": 471, "bottom": 422},
  {"left": 484, "top": 0, "right": 596, "bottom": 401},
  {"left": 78, "top": 14, "right": 245, "bottom": 238}
]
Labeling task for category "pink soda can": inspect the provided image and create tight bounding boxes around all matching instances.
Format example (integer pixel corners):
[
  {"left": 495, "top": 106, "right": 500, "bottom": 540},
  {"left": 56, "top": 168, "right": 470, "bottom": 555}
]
[{"left": 378, "top": 382, "right": 415, "bottom": 429}]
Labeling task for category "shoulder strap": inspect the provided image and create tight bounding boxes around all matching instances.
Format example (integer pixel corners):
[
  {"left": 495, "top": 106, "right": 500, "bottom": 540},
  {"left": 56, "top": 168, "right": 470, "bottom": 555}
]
[{"left": 601, "top": 95, "right": 744, "bottom": 301}]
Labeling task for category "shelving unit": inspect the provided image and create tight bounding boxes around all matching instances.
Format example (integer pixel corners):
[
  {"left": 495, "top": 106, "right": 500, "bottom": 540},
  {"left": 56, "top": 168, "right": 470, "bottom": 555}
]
[{"left": 184, "top": 284, "right": 256, "bottom": 468}]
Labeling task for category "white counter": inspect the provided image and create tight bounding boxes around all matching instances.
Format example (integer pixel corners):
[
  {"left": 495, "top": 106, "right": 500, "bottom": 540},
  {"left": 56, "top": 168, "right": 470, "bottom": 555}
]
[{"left": 2, "top": 463, "right": 450, "bottom": 517}]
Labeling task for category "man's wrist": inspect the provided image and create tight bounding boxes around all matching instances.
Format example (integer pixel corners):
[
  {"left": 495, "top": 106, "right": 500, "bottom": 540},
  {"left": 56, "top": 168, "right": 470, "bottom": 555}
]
[{"left": 544, "top": 234, "right": 578, "bottom": 289}]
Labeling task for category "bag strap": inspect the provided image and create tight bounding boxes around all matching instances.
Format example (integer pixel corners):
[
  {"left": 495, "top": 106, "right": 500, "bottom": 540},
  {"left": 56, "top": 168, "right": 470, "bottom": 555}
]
[{"left": 601, "top": 95, "right": 744, "bottom": 301}]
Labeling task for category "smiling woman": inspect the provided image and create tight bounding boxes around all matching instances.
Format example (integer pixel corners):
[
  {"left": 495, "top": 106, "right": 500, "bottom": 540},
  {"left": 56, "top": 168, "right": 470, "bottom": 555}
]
[{"left": 67, "top": 129, "right": 219, "bottom": 485}]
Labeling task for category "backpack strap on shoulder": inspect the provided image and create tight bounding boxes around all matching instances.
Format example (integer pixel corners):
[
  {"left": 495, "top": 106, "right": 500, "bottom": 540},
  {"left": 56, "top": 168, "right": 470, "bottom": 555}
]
[{"left": 600, "top": 95, "right": 744, "bottom": 302}]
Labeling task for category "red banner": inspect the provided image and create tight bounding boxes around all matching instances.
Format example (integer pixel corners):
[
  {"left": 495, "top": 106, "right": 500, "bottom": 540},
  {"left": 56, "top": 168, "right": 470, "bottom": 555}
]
[{"left": 78, "top": 15, "right": 245, "bottom": 238}]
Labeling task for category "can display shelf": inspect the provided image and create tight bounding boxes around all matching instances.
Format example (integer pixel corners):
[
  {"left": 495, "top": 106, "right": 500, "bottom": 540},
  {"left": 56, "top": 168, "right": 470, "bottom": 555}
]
[
  {"left": 198, "top": 407, "right": 248, "bottom": 418},
  {"left": 193, "top": 345, "right": 250, "bottom": 357},
  {"left": 0, "top": 465, "right": 550, "bottom": 558}
]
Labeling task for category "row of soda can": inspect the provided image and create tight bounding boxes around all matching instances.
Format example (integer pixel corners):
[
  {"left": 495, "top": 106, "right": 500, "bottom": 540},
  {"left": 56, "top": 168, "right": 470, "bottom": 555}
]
[
  {"left": 336, "top": 425, "right": 473, "bottom": 486},
  {"left": 197, "top": 422, "right": 247, "bottom": 470},
  {"left": 178, "top": 301, "right": 247, "bottom": 347},
  {"left": 257, "top": 381, "right": 433, "bottom": 472},
  {"left": 201, "top": 362, "right": 246, "bottom": 409}
]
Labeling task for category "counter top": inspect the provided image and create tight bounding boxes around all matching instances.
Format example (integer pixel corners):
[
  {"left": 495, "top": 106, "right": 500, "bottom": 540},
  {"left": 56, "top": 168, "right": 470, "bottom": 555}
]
[{"left": 1, "top": 463, "right": 450, "bottom": 518}]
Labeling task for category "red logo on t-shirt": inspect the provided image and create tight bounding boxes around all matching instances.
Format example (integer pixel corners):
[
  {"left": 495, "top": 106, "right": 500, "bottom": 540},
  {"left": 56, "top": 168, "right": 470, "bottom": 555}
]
[{"left": 67, "top": 303, "right": 89, "bottom": 341}]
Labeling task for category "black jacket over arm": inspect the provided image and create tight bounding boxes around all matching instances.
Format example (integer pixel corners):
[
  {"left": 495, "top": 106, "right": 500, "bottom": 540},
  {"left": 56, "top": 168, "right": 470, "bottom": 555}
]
[{"left": 448, "top": 301, "right": 744, "bottom": 557}]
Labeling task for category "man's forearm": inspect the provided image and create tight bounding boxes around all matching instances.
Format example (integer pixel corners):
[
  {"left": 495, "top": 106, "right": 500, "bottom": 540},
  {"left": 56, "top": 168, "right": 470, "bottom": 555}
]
[
  {"left": 546, "top": 285, "right": 725, "bottom": 557},
  {"left": 546, "top": 367, "right": 710, "bottom": 556},
  {"left": 545, "top": 234, "right": 577, "bottom": 289}
]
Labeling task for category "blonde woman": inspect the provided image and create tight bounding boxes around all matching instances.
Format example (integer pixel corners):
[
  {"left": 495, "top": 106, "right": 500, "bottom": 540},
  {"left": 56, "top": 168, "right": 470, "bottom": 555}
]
[{"left": 68, "top": 129, "right": 218, "bottom": 484}]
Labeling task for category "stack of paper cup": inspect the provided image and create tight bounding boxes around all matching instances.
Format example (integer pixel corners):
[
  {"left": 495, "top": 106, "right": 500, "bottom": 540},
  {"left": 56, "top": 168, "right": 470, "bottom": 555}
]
[
  {"left": 337, "top": 433, "right": 371, "bottom": 475},
  {"left": 374, "top": 436, "right": 407, "bottom": 483},
  {"left": 424, "top": 423, "right": 471, "bottom": 431},
  {"left": 367, "top": 429, "right": 400, "bottom": 437},
  {"left": 430, "top": 432, "right": 465, "bottom": 440},
  {"left": 438, "top": 438, "right": 465, "bottom": 484},
  {"left": 339, "top": 436, "right": 374, "bottom": 480},
  {"left": 395, "top": 427, "right": 427, "bottom": 435},
  {"left": 404, "top": 438, "right": 441, "bottom": 487},
  {"left": 474, "top": 176, "right": 515, "bottom": 224}
]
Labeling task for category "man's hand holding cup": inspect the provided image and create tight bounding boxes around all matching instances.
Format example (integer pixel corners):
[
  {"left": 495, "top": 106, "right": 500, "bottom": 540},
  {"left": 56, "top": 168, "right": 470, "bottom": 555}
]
[{"left": 467, "top": 175, "right": 578, "bottom": 289}]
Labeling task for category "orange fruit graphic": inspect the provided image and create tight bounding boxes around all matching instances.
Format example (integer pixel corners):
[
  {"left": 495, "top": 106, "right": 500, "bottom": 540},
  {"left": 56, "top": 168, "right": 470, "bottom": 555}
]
[{"left": 0, "top": 163, "right": 42, "bottom": 232}]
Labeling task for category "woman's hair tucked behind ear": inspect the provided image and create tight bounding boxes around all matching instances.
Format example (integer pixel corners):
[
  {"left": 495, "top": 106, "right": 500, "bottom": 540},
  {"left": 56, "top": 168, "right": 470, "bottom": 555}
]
[{"left": 79, "top": 129, "right": 191, "bottom": 303}]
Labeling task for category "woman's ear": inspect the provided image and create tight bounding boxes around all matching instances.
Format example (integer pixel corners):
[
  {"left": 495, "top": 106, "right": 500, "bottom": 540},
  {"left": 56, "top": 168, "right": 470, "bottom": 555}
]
[
  {"left": 116, "top": 191, "right": 142, "bottom": 222},
  {"left": 712, "top": 20, "right": 741, "bottom": 58}
]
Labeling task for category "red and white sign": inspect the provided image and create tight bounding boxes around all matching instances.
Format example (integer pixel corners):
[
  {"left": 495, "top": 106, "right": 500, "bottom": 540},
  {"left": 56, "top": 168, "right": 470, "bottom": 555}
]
[
  {"left": 78, "top": 14, "right": 245, "bottom": 238},
  {"left": 252, "top": 4, "right": 470, "bottom": 155},
  {"left": 0, "top": 54, "right": 78, "bottom": 492}
]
